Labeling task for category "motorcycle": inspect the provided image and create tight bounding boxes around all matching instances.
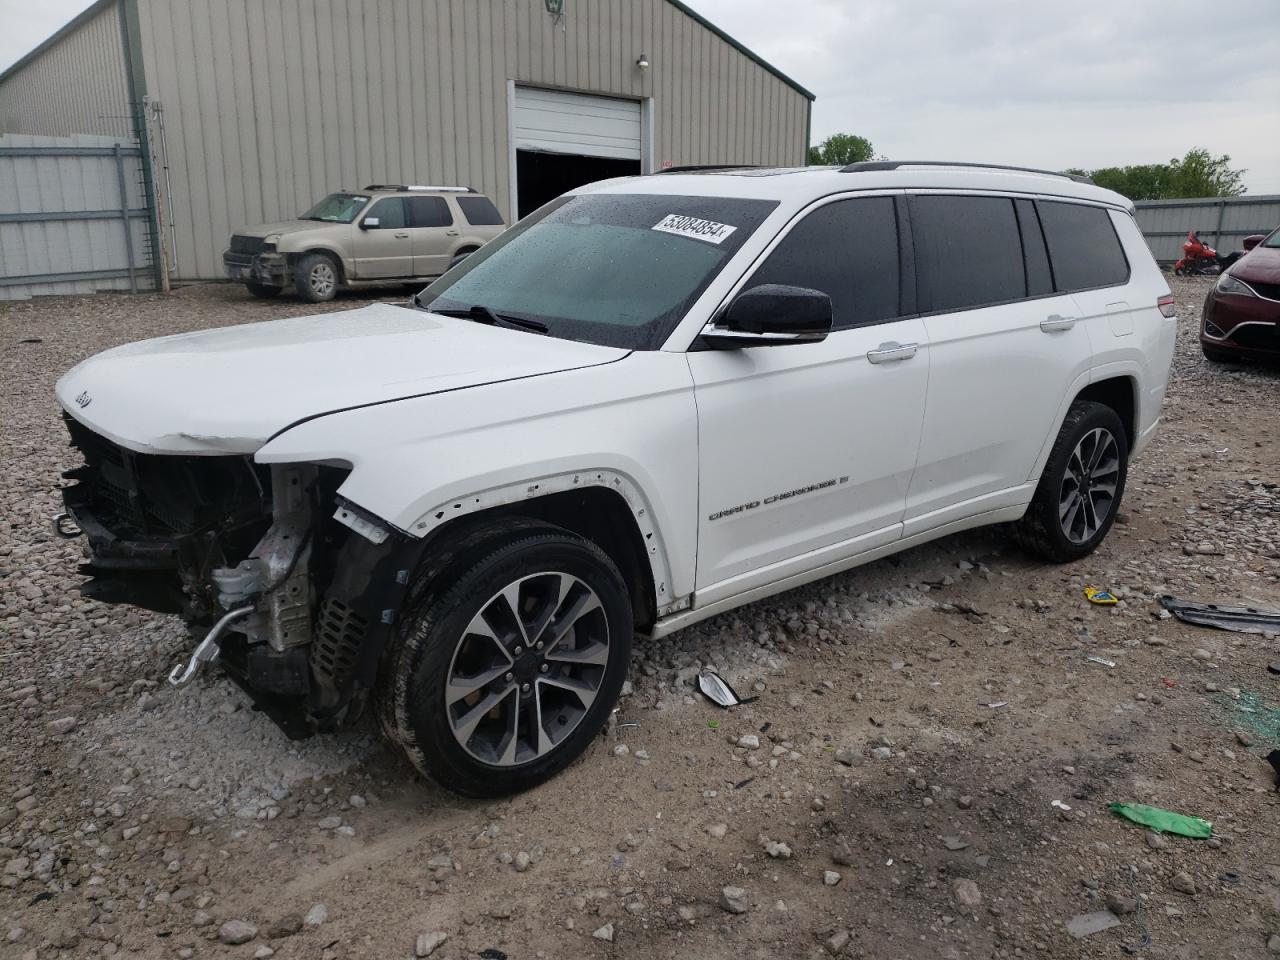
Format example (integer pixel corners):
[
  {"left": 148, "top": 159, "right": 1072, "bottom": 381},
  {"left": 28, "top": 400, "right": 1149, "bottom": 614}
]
[{"left": 1173, "top": 230, "right": 1244, "bottom": 276}]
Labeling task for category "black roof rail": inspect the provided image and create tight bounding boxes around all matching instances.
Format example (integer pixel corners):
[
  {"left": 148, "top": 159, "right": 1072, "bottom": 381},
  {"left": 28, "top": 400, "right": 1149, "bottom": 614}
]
[
  {"left": 839, "top": 161, "right": 1093, "bottom": 184},
  {"left": 654, "top": 164, "right": 759, "bottom": 174},
  {"left": 361, "top": 184, "right": 476, "bottom": 192}
]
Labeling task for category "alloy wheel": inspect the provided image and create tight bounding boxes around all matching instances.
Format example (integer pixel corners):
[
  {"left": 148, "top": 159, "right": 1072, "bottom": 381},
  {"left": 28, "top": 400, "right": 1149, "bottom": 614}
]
[
  {"left": 1058, "top": 427, "right": 1119, "bottom": 544},
  {"left": 309, "top": 261, "right": 336, "bottom": 297},
  {"left": 445, "top": 572, "right": 610, "bottom": 767}
]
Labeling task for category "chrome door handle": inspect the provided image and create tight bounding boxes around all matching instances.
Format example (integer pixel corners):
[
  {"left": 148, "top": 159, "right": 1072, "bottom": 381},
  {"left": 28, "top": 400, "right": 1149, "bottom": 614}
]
[
  {"left": 866, "top": 342, "right": 918, "bottom": 364},
  {"left": 1040, "top": 314, "right": 1076, "bottom": 332}
]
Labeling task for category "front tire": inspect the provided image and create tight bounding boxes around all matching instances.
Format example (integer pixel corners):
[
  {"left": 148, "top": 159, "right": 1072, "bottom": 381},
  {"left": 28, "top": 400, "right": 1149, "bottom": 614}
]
[
  {"left": 293, "top": 253, "right": 339, "bottom": 303},
  {"left": 379, "top": 524, "right": 632, "bottom": 797},
  {"left": 1014, "top": 401, "right": 1128, "bottom": 563}
]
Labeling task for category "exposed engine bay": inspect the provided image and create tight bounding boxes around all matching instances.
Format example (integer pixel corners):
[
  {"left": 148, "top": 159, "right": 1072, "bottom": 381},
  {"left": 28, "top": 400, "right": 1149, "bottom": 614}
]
[{"left": 57, "top": 415, "right": 422, "bottom": 737}]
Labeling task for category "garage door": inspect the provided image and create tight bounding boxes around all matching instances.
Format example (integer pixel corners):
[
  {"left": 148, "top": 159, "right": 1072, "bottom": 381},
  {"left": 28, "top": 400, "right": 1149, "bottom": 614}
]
[{"left": 512, "top": 87, "right": 641, "bottom": 161}]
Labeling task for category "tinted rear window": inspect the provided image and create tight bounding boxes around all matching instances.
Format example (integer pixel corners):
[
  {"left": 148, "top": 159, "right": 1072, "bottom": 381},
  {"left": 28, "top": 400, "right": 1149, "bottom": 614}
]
[
  {"left": 911, "top": 195, "right": 1025, "bottom": 312},
  {"left": 408, "top": 196, "right": 453, "bottom": 228},
  {"left": 457, "top": 196, "right": 505, "bottom": 226},
  {"left": 744, "top": 196, "right": 901, "bottom": 330},
  {"left": 1037, "top": 201, "right": 1129, "bottom": 291}
]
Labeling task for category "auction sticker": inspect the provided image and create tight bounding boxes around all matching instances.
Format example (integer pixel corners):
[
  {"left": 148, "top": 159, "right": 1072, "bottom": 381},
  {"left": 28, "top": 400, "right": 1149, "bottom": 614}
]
[{"left": 652, "top": 214, "right": 737, "bottom": 244}]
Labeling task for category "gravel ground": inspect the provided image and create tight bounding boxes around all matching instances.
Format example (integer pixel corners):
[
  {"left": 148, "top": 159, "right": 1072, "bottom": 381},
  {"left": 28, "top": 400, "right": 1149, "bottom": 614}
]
[{"left": 1, "top": 277, "right": 1278, "bottom": 960}]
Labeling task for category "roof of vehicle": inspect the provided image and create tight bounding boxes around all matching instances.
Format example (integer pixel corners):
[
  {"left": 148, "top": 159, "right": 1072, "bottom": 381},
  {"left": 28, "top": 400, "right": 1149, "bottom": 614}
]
[
  {"left": 577, "top": 163, "right": 1134, "bottom": 212},
  {"left": 358, "top": 184, "right": 481, "bottom": 195}
]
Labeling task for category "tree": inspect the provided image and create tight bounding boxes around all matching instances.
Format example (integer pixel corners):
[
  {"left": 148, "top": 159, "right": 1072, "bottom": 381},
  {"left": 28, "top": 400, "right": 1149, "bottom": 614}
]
[
  {"left": 808, "top": 133, "right": 876, "bottom": 166},
  {"left": 1071, "top": 148, "right": 1246, "bottom": 201}
]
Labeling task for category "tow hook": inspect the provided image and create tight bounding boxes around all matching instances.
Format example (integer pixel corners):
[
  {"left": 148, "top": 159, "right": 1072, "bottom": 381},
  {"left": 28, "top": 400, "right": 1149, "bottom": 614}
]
[
  {"left": 53, "top": 513, "right": 82, "bottom": 538},
  {"left": 168, "top": 605, "right": 254, "bottom": 687}
]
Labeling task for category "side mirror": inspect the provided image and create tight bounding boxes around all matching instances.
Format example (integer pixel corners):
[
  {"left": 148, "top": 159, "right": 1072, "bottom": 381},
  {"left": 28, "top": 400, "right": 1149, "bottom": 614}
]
[
  {"left": 701, "top": 284, "right": 832, "bottom": 348},
  {"left": 1242, "top": 234, "right": 1264, "bottom": 251},
  {"left": 360, "top": 217, "right": 381, "bottom": 231}
]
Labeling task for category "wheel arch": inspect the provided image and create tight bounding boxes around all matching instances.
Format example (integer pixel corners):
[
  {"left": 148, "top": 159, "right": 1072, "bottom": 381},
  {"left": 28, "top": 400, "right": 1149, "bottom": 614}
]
[
  {"left": 412, "top": 472, "right": 671, "bottom": 633},
  {"left": 1073, "top": 375, "right": 1137, "bottom": 450},
  {"left": 289, "top": 246, "right": 348, "bottom": 283}
]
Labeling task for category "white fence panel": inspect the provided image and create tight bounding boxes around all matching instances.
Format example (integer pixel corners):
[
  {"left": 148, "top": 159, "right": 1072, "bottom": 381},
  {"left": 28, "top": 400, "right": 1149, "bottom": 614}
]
[
  {"left": 0, "top": 133, "right": 153, "bottom": 300},
  {"left": 1134, "top": 195, "right": 1280, "bottom": 264}
]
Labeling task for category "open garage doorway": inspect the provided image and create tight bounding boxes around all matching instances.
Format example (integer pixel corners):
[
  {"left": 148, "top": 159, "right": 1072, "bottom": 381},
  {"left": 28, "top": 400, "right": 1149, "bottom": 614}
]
[
  {"left": 511, "top": 86, "right": 648, "bottom": 220},
  {"left": 515, "top": 151, "right": 640, "bottom": 218}
]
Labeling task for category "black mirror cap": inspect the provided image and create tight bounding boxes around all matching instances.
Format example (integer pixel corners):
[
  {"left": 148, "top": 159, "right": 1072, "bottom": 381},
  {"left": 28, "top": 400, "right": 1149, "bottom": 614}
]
[{"left": 724, "top": 283, "right": 833, "bottom": 337}]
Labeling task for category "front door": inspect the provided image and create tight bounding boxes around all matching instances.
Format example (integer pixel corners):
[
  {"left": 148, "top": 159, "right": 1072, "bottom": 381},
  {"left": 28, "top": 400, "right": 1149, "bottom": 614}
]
[
  {"left": 689, "top": 195, "right": 930, "bottom": 604},
  {"left": 354, "top": 197, "right": 413, "bottom": 278},
  {"left": 902, "top": 193, "right": 1095, "bottom": 535}
]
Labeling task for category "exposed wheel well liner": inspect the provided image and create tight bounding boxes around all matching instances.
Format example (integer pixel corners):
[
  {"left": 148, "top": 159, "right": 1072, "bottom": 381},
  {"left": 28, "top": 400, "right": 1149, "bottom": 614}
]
[
  {"left": 1073, "top": 376, "right": 1136, "bottom": 448},
  {"left": 290, "top": 249, "right": 345, "bottom": 283},
  {"left": 418, "top": 488, "right": 658, "bottom": 633}
]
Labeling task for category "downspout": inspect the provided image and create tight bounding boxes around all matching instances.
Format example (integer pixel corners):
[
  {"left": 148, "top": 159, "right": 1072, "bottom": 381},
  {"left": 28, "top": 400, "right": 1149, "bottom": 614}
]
[{"left": 117, "top": 0, "right": 166, "bottom": 292}]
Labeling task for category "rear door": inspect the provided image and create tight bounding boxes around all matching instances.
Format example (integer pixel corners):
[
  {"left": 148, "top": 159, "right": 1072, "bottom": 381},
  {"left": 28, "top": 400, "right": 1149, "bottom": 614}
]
[
  {"left": 354, "top": 197, "right": 413, "bottom": 278},
  {"left": 407, "top": 196, "right": 458, "bottom": 278},
  {"left": 689, "top": 194, "right": 931, "bottom": 602},
  {"left": 903, "top": 193, "right": 1094, "bottom": 535}
]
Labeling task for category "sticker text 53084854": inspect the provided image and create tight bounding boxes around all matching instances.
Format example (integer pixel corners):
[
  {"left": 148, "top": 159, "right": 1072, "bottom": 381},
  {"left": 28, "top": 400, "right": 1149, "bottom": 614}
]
[{"left": 652, "top": 214, "right": 738, "bottom": 245}]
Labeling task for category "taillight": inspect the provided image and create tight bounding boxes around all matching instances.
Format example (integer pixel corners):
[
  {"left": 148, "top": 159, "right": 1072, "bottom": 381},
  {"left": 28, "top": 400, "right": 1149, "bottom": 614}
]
[{"left": 1157, "top": 294, "right": 1176, "bottom": 318}]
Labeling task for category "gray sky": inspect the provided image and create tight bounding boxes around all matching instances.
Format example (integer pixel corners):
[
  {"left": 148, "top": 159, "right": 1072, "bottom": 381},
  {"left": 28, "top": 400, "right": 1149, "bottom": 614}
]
[{"left": 3, "top": 0, "right": 1278, "bottom": 192}]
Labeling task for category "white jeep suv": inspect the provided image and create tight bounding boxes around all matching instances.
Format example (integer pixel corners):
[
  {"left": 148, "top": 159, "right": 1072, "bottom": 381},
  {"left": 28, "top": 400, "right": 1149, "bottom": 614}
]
[{"left": 55, "top": 161, "right": 1175, "bottom": 796}]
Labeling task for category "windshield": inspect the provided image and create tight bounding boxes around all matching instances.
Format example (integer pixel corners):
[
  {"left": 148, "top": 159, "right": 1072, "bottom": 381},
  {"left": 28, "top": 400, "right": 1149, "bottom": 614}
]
[
  {"left": 416, "top": 193, "right": 779, "bottom": 349},
  {"left": 302, "top": 193, "right": 370, "bottom": 223},
  {"left": 1264, "top": 229, "right": 1280, "bottom": 249}
]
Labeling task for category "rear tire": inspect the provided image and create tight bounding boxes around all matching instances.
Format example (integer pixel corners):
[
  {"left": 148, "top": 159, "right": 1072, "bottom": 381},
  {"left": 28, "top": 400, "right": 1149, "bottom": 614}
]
[
  {"left": 293, "top": 253, "right": 340, "bottom": 303},
  {"left": 245, "top": 281, "right": 282, "bottom": 299},
  {"left": 377, "top": 523, "right": 632, "bottom": 797},
  {"left": 1014, "top": 401, "right": 1128, "bottom": 563}
]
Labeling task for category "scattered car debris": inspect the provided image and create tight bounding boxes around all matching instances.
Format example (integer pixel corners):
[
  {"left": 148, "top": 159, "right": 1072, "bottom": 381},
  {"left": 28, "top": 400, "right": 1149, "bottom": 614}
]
[
  {"left": 1086, "top": 655, "right": 1116, "bottom": 668},
  {"left": 1109, "top": 802, "right": 1213, "bottom": 838},
  {"left": 1067, "top": 910, "right": 1122, "bottom": 938},
  {"left": 1158, "top": 596, "right": 1280, "bottom": 635},
  {"left": 1051, "top": 799, "right": 1072, "bottom": 812},
  {"left": 697, "top": 670, "right": 756, "bottom": 708},
  {"left": 1083, "top": 586, "right": 1118, "bottom": 605}
]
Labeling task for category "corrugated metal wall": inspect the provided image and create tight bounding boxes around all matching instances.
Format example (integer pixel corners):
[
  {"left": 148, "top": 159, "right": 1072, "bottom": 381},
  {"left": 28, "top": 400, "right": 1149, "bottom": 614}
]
[
  {"left": 135, "top": 0, "right": 812, "bottom": 278},
  {"left": 0, "top": 1, "right": 133, "bottom": 142},
  {"left": 1134, "top": 195, "right": 1280, "bottom": 263},
  {"left": 0, "top": 134, "right": 152, "bottom": 300}
]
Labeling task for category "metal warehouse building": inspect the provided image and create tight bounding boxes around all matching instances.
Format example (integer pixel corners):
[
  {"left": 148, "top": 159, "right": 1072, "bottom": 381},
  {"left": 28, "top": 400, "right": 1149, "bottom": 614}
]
[{"left": 0, "top": 0, "right": 813, "bottom": 288}]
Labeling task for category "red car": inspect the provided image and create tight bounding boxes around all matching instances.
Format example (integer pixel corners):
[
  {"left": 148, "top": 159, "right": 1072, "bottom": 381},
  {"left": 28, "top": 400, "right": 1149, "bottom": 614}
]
[{"left": 1201, "top": 227, "right": 1280, "bottom": 362}]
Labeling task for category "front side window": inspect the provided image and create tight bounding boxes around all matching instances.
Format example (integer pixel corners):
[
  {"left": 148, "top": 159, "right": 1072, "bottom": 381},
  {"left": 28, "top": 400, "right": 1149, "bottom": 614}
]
[
  {"left": 301, "top": 193, "right": 369, "bottom": 223},
  {"left": 366, "top": 197, "right": 407, "bottom": 229},
  {"left": 408, "top": 196, "right": 453, "bottom": 228},
  {"left": 416, "top": 193, "right": 778, "bottom": 349},
  {"left": 911, "top": 195, "right": 1025, "bottom": 312},
  {"left": 743, "top": 196, "right": 901, "bottom": 330},
  {"left": 1037, "top": 201, "right": 1129, "bottom": 291}
]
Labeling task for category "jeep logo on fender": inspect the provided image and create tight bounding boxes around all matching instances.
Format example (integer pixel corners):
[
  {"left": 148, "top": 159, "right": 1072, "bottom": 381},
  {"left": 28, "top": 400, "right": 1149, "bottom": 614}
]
[{"left": 74, "top": 391, "right": 92, "bottom": 409}]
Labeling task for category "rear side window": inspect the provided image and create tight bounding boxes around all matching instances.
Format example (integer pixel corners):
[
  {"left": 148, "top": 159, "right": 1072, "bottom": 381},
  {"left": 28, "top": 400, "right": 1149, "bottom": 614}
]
[
  {"left": 1037, "top": 201, "right": 1129, "bottom": 291},
  {"left": 911, "top": 195, "right": 1025, "bottom": 312},
  {"left": 457, "top": 196, "right": 505, "bottom": 226},
  {"left": 744, "top": 197, "right": 901, "bottom": 330},
  {"left": 366, "top": 197, "right": 406, "bottom": 229},
  {"left": 408, "top": 196, "right": 453, "bottom": 228}
]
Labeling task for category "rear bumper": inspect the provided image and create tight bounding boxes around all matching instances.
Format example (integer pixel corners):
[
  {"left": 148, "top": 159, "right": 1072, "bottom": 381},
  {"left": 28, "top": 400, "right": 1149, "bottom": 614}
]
[
  {"left": 1201, "top": 289, "right": 1280, "bottom": 357},
  {"left": 223, "top": 250, "right": 288, "bottom": 285}
]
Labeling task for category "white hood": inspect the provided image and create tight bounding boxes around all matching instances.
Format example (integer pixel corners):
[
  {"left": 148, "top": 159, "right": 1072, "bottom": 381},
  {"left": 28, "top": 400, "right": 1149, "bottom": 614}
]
[{"left": 55, "top": 303, "right": 628, "bottom": 455}]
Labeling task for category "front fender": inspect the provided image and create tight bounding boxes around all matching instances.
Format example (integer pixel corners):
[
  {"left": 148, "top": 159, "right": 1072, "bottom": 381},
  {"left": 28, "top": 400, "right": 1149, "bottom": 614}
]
[{"left": 255, "top": 352, "right": 699, "bottom": 601}]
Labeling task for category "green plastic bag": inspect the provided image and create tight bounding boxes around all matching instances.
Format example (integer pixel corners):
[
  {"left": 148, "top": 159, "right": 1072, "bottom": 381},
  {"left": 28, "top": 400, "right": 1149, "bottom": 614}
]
[{"left": 1109, "top": 802, "right": 1212, "bottom": 838}]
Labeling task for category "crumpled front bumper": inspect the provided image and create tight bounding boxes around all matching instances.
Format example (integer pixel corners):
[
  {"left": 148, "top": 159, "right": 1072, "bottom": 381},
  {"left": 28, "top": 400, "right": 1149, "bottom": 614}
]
[{"left": 222, "top": 250, "right": 287, "bottom": 285}]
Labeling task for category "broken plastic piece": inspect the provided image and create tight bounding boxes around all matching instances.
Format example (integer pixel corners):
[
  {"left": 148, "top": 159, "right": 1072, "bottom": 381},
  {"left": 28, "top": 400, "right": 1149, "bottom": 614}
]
[
  {"left": 1084, "top": 586, "right": 1118, "bottom": 605},
  {"left": 1051, "top": 799, "right": 1072, "bottom": 812},
  {"left": 697, "top": 670, "right": 757, "bottom": 708},
  {"left": 1109, "top": 802, "right": 1212, "bottom": 838},
  {"left": 1067, "top": 910, "right": 1121, "bottom": 939},
  {"left": 1086, "top": 655, "right": 1116, "bottom": 668},
  {"left": 1158, "top": 596, "right": 1280, "bottom": 634}
]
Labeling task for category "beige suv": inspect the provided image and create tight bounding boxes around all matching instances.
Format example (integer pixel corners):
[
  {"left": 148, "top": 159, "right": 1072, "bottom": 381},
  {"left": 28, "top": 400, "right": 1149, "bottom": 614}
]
[{"left": 223, "top": 185, "right": 506, "bottom": 302}]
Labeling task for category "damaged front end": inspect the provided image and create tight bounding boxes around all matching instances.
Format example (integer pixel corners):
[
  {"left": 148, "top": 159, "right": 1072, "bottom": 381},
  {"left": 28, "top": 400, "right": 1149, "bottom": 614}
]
[{"left": 58, "top": 415, "right": 422, "bottom": 736}]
